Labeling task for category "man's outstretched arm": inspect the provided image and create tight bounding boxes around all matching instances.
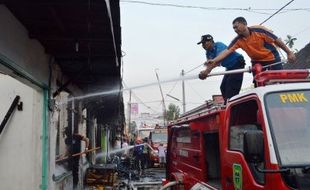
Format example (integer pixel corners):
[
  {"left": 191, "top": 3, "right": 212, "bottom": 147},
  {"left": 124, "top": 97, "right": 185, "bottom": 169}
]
[
  {"left": 275, "top": 38, "right": 296, "bottom": 63},
  {"left": 207, "top": 49, "right": 233, "bottom": 65}
]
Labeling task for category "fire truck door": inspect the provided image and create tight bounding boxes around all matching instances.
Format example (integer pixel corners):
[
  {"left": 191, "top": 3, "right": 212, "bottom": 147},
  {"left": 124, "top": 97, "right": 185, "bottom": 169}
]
[{"left": 223, "top": 99, "right": 265, "bottom": 190}]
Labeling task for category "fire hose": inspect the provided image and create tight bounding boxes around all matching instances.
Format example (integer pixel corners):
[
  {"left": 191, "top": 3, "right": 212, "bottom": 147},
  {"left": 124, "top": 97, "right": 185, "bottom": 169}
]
[
  {"left": 56, "top": 147, "right": 100, "bottom": 162},
  {"left": 205, "top": 60, "right": 287, "bottom": 78},
  {"left": 159, "top": 181, "right": 180, "bottom": 190}
]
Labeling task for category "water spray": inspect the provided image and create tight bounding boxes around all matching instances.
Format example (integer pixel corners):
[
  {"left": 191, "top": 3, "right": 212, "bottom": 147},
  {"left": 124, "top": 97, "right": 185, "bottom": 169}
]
[
  {"left": 95, "top": 145, "right": 136, "bottom": 160},
  {"left": 58, "top": 73, "right": 199, "bottom": 105},
  {"left": 58, "top": 61, "right": 286, "bottom": 105},
  {"left": 94, "top": 143, "right": 157, "bottom": 160}
]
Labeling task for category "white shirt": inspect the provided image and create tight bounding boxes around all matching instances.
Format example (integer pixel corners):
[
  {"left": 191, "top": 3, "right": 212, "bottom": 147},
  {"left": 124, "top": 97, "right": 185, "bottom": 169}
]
[
  {"left": 158, "top": 146, "right": 166, "bottom": 157},
  {"left": 122, "top": 142, "right": 129, "bottom": 155}
]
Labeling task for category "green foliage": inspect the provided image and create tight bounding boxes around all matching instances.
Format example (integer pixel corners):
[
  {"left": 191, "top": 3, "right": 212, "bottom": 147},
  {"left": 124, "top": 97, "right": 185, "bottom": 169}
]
[
  {"left": 284, "top": 34, "right": 297, "bottom": 49},
  {"left": 166, "top": 103, "right": 180, "bottom": 121}
]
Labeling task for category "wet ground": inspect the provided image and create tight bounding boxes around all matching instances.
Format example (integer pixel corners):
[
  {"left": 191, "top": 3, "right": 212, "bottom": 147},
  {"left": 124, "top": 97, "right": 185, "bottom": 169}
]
[
  {"left": 85, "top": 163, "right": 166, "bottom": 190},
  {"left": 117, "top": 167, "right": 166, "bottom": 190}
]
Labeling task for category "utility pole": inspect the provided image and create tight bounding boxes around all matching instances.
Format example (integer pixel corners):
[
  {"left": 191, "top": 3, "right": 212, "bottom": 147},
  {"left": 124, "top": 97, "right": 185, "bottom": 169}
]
[
  {"left": 155, "top": 69, "right": 167, "bottom": 126},
  {"left": 127, "top": 90, "right": 132, "bottom": 135},
  {"left": 181, "top": 69, "right": 186, "bottom": 114}
]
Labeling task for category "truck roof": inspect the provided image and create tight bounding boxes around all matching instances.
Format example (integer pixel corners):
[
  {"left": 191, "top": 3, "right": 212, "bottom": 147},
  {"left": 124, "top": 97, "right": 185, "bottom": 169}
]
[
  {"left": 230, "top": 82, "right": 310, "bottom": 102},
  {"left": 171, "top": 81, "right": 310, "bottom": 127},
  {"left": 170, "top": 69, "right": 310, "bottom": 127}
]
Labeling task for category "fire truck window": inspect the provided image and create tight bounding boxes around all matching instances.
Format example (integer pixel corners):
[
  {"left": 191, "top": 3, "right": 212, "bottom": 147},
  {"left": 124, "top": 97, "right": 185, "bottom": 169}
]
[
  {"left": 229, "top": 100, "right": 260, "bottom": 151},
  {"left": 230, "top": 124, "right": 258, "bottom": 152},
  {"left": 265, "top": 91, "right": 310, "bottom": 166},
  {"left": 228, "top": 100, "right": 265, "bottom": 184},
  {"left": 229, "top": 100, "right": 258, "bottom": 126}
]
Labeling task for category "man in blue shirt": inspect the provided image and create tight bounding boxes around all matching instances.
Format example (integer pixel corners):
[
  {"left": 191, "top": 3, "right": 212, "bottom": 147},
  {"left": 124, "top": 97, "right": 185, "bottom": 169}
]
[{"left": 198, "top": 34, "right": 245, "bottom": 104}]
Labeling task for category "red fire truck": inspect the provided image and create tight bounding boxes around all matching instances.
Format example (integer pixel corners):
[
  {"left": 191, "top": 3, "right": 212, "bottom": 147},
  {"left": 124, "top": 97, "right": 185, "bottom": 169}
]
[
  {"left": 164, "top": 65, "right": 310, "bottom": 190},
  {"left": 148, "top": 127, "right": 168, "bottom": 166}
]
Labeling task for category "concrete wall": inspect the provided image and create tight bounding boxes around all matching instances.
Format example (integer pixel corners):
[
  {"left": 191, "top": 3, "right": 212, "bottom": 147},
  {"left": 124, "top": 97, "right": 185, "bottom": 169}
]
[
  {"left": 49, "top": 91, "right": 73, "bottom": 190},
  {"left": 0, "top": 5, "right": 50, "bottom": 190},
  {"left": 0, "top": 5, "right": 91, "bottom": 190},
  {"left": 0, "top": 5, "right": 49, "bottom": 84},
  {"left": 0, "top": 5, "right": 72, "bottom": 190},
  {"left": 0, "top": 74, "right": 43, "bottom": 190}
]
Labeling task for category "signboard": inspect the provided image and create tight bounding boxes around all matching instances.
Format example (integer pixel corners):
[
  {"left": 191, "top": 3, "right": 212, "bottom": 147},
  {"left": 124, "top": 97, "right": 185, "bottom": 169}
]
[{"left": 131, "top": 103, "right": 139, "bottom": 115}]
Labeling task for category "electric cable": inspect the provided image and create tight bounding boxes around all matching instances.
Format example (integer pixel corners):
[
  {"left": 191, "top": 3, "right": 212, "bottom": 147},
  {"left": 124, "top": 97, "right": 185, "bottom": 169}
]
[
  {"left": 122, "top": 82, "right": 160, "bottom": 113},
  {"left": 187, "top": 82, "right": 206, "bottom": 101},
  {"left": 166, "top": 81, "right": 178, "bottom": 95},
  {"left": 260, "top": 0, "right": 295, "bottom": 25},
  {"left": 132, "top": 92, "right": 160, "bottom": 113},
  {"left": 292, "top": 25, "right": 310, "bottom": 37},
  {"left": 184, "top": 63, "right": 204, "bottom": 74},
  {"left": 120, "top": 0, "right": 308, "bottom": 15}
]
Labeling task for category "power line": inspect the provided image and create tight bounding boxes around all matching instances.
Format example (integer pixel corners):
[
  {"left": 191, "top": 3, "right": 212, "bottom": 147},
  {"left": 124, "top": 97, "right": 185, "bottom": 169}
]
[
  {"left": 186, "top": 101, "right": 206, "bottom": 105},
  {"left": 136, "top": 99, "right": 182, "bottom": 104},
  {"left": 131, "top": 92, "right": 160, "bottom": 113},
  {"left": 122, "top": 82, "right": 160, "bottom": 113},
  {"left": 293, "top": 25, "right": 310, "bottom": 37},
  {"left": 260, "top": 0, "right": 295, "bottom": 25},
  {"left": 185, "top": 63, "right": 204, "bottom": 74},
  {"left": 167, "top": 81, "right": 178, "bottom": 94},
  {"left": 187, "top": 82, "right": 206, "bottom": 101},
  {"left": 121, "top": 0, "right": 308, "bottom": 15}
]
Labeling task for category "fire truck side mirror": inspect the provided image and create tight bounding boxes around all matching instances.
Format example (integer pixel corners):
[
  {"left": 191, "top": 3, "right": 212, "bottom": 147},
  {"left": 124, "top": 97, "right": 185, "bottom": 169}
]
[{"left": 244, "top": 130, "right": 264, "bottom": 164}]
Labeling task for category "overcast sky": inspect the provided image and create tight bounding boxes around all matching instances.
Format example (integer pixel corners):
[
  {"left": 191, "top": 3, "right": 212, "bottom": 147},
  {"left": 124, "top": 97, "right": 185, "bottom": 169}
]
[{"left": 119, "top": 0, "right": 310, "bottom": 115}]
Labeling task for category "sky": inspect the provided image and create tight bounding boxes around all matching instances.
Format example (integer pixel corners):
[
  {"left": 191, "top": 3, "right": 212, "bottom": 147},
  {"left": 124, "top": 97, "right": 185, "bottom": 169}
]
[{"left": 119, "top": 0, "right": 310, "bottom": 115}]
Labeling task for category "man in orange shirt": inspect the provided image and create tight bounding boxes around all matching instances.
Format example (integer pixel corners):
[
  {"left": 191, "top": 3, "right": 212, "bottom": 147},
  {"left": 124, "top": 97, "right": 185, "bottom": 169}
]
[{"left": 207, "top": 17, "right": 296, "bottom": 75}]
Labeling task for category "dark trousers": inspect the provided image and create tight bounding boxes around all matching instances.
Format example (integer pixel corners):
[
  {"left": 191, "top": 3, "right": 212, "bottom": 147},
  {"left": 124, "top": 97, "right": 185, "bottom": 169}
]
[
  {"left": 135, "top": 155, "right": 143, "bottom": 171},
  {"left": 71, "top": 156, "right": 80, "bottom": 188},
  {"left": 220, "top": 60, "right": 244, "bottom": 104},
  {"left": 142, "top": 153, "right": 149, "bottom": 169}
]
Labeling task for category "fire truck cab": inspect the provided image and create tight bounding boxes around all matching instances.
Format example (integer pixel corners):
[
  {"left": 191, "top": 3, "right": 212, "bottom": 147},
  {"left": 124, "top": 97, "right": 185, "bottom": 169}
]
[
  {"left": 148, "top": 127, "right": 168, "bottom": 166},
  {"left": 165, "top": 69, "right": 310, "bottom": 190}
]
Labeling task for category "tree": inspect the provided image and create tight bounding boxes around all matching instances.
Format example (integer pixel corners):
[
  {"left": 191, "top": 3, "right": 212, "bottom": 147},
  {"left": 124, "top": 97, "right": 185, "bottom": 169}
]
[
  {"left": 166, "top": 103, "right": 180, "bottom": 121},
  {"left": 129, "top": 121, "right": 137, "bottom": 134},
  {"left": 284, "top": 34, "right": 297, "bottom": 49}
]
